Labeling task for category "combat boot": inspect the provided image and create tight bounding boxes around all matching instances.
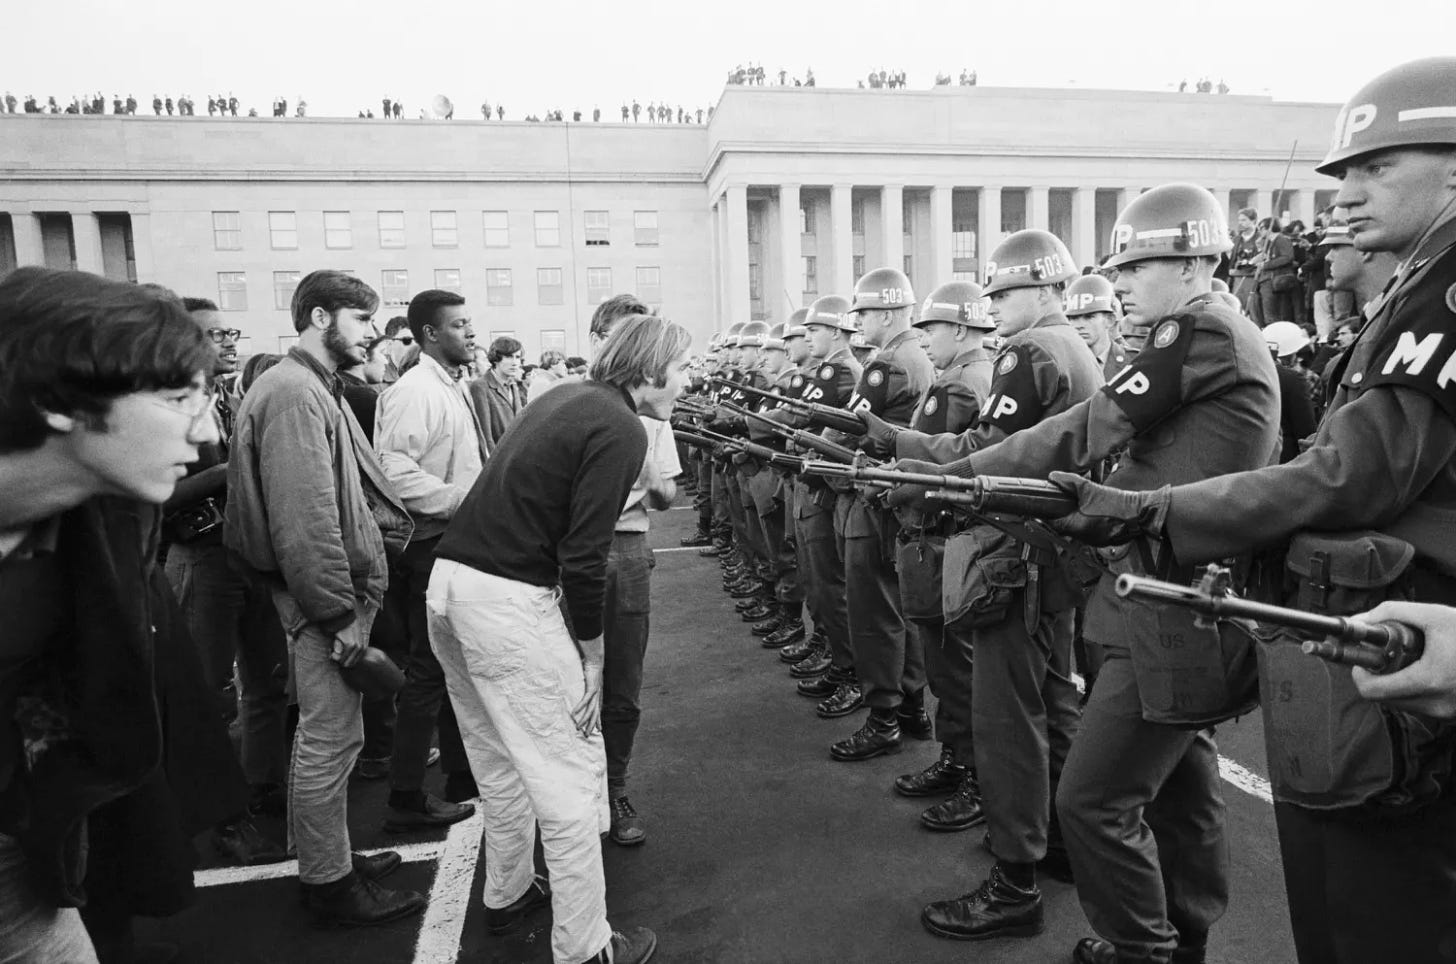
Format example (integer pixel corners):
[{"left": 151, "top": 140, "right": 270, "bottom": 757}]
[
  {"left": 680, "top": 528, "right": 713, "bottom": 548},
  {"left": 920, "top": 863, "right": 1043, "bottom": 941},
  {"left": 829, "top": 710, "right": 901, "bottom": 760},
  {"left": 1072, "top": 938, "right": 1205, "bottom": 963},
  {"left": 920, "top": 773, "right": 985, "bottom": 831},
  {"left": 751, "top": 608, "right": 784, "bottom": 636},
  {"left": 796, "top": 673, "right": 837, "bottom": 698},
  {"left": 791, "top": 649, "right": 833, "bottom": 679},
  {"left": 894, "top": 745, "right": 969, "bottom": 797},
  {"left": 815, "top": 679, "right": 863, "bottom": 716},
  {"left": 896, "top": 702, "right": 934, "bottom": 741},
  {"left": 762, "top": 614, "right": 804, "bottom": 646},
  {"left": 776, "top": 628, "right": 817, "bottom": 661},
  {"left": 741, "top": 600, "right": 775, "bottom": 622},
  {"left": 730, "top": 579, "right": 770, "bottom": 599}
]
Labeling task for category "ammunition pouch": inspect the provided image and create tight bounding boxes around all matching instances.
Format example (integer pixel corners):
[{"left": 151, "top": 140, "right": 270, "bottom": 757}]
[
  {"left": 943, "top": 525, "right": 1024, "bottom": 630},
  {"left": 895, "top": 533, "right": 945, "bottom": 622},
  {"left": 1260, "top": 530, "right": 1456, "bottom": 812}
]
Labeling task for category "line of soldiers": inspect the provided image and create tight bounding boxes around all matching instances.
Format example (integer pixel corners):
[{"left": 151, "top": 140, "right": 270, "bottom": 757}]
[{"left": 673, "top": 55, "right": 1456, "bottom": 964}]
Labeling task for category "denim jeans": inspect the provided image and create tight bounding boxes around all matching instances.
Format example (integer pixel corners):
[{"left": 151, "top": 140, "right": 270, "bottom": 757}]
[
  {"left": 427, "top": 560, "right": 612, "bottom": 964},
  {"left": 0, "top": 833, "right": 98, "bottom": 964},
  {"left": 271, "top": 590, "right": 378, "bottom": 885},
  {"left": 602, "top": 533, "right": 654, "bottom": 794},
  {"left": 164, "top": 542, "right": 289, "bottom": 786}
]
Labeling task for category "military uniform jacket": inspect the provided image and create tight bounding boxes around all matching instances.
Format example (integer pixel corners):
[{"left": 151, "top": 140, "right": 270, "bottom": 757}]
[
  {"left": 909, "top": 347, "right": 995, "bottom": 436},
  {"left": 789, "top": 347, "right": 862, "bottom": 507},
  {"left": 1101, "top": 335, "right": 1136, "bottom": 382},
  {"left": 847, "top": 328, "right": 935, "bottom": 427},
  {"left": 1164, "top": 217, "right": 1456, "bottom": 576},
  {"left": 896, "top": 314, "right": 1102, "bottom": 464}
]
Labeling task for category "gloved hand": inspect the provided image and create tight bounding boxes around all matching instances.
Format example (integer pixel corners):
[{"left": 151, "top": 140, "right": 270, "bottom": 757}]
[
  {"left": 1047, "top": 472, "right": 1171, "bottom": 546},
  {"left": 859, "top": 410, "right": 903, "bottom": 459},
  {"left": 883, "top": 457, "right": 955, "bottom": 511}
]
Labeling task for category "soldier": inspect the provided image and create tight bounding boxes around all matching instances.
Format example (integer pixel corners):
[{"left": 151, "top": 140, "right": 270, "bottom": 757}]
[
  {"left": 1065, "top": 273, "right": 1134, "bottom": 378},
  {"left": 1053, "top": 59, "right": 1456, "bottom": 964},
  {"left": 763, "top": 311, "right": 818, "bottom": 651},
  {"left": 700, "top": 323, "right": 746, "bottom": 559},
  {"left": 1319, "top": 218, "right": 1399, "bottom": 322},
  {"left": 877, "top": 282, "right": 996, "bottom": 831},
  {"left": 873, "top": 230, "right": 1105, "bottom": 943},
  {"left": 720, "top": 322, "right": 777, "bottom": 619},
  {"left": 827, "top": 267, "right": 935, "bottom": 762}
]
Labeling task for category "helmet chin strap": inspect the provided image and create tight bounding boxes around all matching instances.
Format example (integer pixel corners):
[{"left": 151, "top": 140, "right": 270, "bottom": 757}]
[{"left": 1406, "top": 188, "right": 1456, "bottom": 266}]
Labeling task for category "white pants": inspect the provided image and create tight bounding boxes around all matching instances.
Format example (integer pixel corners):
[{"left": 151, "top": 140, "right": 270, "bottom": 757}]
[{"left": 427, "top": 560, "right": 611, "bottom": 964}]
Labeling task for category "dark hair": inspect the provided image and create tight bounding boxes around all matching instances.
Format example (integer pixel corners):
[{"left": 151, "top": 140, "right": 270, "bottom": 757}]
[
  {"left": 0, "top": 267, "right": 215, "bottom": 453},
  {"left": 240, "top": 352, "right": 282, "bottom": 393},
  {"left": 290, "top": 270, "right": 379, "bottom": 334},
  {"left": 566, "top": 355, "right": 587, "bottom": 370},
  {"left": 1238, "top": 207, "right": 1258, "bottom": 222},
  {"left": 487, "top": 336, "right": 522, "bottom": 365},
  {"left": 405, "top": 289, "right": 466, "bottom": 343},
  {"left": 1257, "top": 217, "right": 1282, "bottom": 233},
  {"left": 590, "top": 293, "right": 649, "bottom": 337},
  {"left": 384, "top": 315, "right": 410, "bottom": 337},
  {"left": 183, "top": 296, "right": 219, "bottom": 313},
  {"left": 540, "top": 349, "right": 566, "bottom": 368}
]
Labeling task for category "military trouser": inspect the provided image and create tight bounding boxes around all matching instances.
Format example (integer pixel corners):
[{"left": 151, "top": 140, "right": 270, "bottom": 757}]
[
  {"left": 973, "top": 593, "right": 1079, "bottom": 864},
  {"left": 736, "top": 466, "right": 771, "bottom": 578},
  {"left": 693, "top": 456, "right": 713, "bottom": 534},
  {"left": 914, "top": 616, "right": 975, "bottom": 765},
  {"left": 1055, "top": 650, "right": 1229, "bottom": 963},
  {"left": 840, "top": 493, "right": 921, "bottom": 712},
  {"left": 798, "top": 483, "right": 852, "bottom": 676},
  {"left": 753, "top": 473, "right": 801, "bottom": 605},
  {"left": 710, "top": 463, "right": 732, "bottom": 537},
  {"left": 724, "top": 469, "right": 751, "bottom": 560}
]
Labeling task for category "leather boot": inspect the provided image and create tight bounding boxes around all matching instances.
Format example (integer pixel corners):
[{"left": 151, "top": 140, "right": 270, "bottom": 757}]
[
  {"left": 894, "top": 745, "right": 969, "bottom": 797},
  {"left": 680, "top": 528, "right": 713, "bottom": 547},
  {"left": 752, "top": 610, "right": 784, "bottom": 636},
  {"left": 731, "top": 580, "right": 770, "bottom": 599},
  {"left": 815, "top": 680, "right": 864, "bottom": 717},
  {"left": 790, "top": 649, "right": 832, "bottom": 678},
  {"left": 921, "top": 863, "right": 1043, "bottom": 941},
  {"left": 829, "top": 710, "right": 901, "bottom": 760},
  {"left": 586, "top": 926, "right": 658, "bottom": 964},
  {"left": 777, "top": 630, "right": 817, "bottom": 662},
  {"left": 762, "top": 615, "right": 803, "bottom": 645},
  {"left": 733, "top": 595, "right": 760, "bottom": 611},
  {"left": 896, "top": 704, "right": 934, "bottom": 741},
  {"left": 302, "top": 872, "right": 427, "bottom": 926},
  {"left": 920, "top": 774, "right": 986, "bottom": 831},
  {"left": 796, "top": 673, "right": 837, "bottom": 698}
]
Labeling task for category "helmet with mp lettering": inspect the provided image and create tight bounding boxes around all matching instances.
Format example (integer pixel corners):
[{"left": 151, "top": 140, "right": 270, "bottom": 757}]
[
  {"left": 1103, "top": 184, "right": 1231, "bottom": 269},
  {"left": 1316, "top": 220, "right": 1356, "bottom": 248},
  {"left": 784, "top": 307, "right": 810, "bottom": 340},
  {"left": 847, "top": 266, "right": 916, "bottom": 313},
  {"left": 737, "top": 320, "right": 771, "bottom": 349},
  {"left": 915, "top": 280, "right": 994, "bottom": 330},
  {"left": 764, "top": 322, "right": 788, "bottom": 351},
  {"left": 1063, "top": 274, "right": 1119, "bottom": 318},
  {"left": 982, "top": 230, "right": 1079, "bottom": 295},
  {"left": 1263, "top": 321, "right": 1311, "bottom": 358},
  {"left": 721, "top": 321, "right": 747, "bottom": 349},
  {"left": 1317, "top": 57, "right": 1456, "bottom": 176},
  {"left": 804, "top": 294, "right": 857, "bottom": 332}
]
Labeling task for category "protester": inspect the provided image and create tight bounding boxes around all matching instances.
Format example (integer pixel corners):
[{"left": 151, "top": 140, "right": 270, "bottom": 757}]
[{"left": 469, "top": 335, "right": 527, "bottom": 450}]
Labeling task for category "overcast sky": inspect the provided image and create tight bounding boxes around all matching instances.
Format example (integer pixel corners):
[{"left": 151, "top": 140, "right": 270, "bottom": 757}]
[{"left": 6, "top": 0, "right": 1447, "bottom": 119}]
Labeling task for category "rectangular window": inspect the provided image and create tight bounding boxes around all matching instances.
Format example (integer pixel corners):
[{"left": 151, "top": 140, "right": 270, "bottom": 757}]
[
  {"left": 851, "top": 200, "right": 865, "bottom": 235},
  {"left": 537, "top": 267, "right": 564, "bottom": 305},
  {"left": 800, "top": 202, "right": 815, "bottom": 235},
  {"left": 534, "top": 211, "right": 560, "bottom": 247},
  {"left": 903, "top": 256, "right": 914, "bottom": 286},
  {"left": 636, "top": 265, "right": 661, "bottom": 305},
  {"left": 268, "top": 211, "right": 297, "bottom": 250},
  {"left": 218, "top": 271, "right": 247, "bottom": 311},
  {"left": 802, "top": 255, "right": 818, "bottom": 303},
  {"left": 486, "top": 268, "right": 513, "bottom": 306},
  {"left": 381, "top": 269, "right": 409, "bottom": 306},
  {"left": 584, "top": 210, "right": 610, "bottom": 246},
  {"left": 483, "top": 211, "right": 509, "bottom": 247},
  {"left": 212, "top": 211, "right": 242, "bottom": 250},
  {"left": 430, "top": 210, "right": 458, "bottom": 248},
  {"left": 852, "top": 255, "right": 865, "bottom": 280},
  {"left": 541, "top": 330, "right": 566, "bottom": 353},
  {"left": 586, "top": 267, "right": 612, "bottom": 305},
  {"left": 378, "top": 211, "right": 405, "bottom": 248},
  {"left": 273, "top": 270, "right": 301, "bottom": 310},
  {"left": 633, "top": 210, "right": 659, "bottom": 246},
  {"left": 323, "top": 211, "right": 352, "bottom": 249},
  {"left": 434, "top": 269, "right": 462, "bottom": 292}
]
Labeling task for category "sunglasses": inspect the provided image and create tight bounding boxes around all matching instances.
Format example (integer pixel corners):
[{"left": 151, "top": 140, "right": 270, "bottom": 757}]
[
  {"left": 207, "top": 327, "right": 243, "bottom": 344},
  {"left": 395, "top": 335, "right": 414, "bottom": 346}
]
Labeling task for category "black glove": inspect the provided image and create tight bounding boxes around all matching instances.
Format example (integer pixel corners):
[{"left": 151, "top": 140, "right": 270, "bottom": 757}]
[
  {"left": 859, "top": 410, "right": 903, "bottom": 459},
  {"left": 883, "top": 457, "right": 951, "bottom": 511},
  {"left": 1047, "top": 472, "right": 1171, "bottom": 546}
]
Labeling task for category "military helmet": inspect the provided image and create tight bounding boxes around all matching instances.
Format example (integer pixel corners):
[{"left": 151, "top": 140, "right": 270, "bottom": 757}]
[
  {"left": 805, "top": 294, "right": 857, "bottom": 333},
  {"left": 764, "top": 322, "right": 788, "bottom": 351},
  {"left": 1063, "top": 274, "right": 1118, "bottom": 318},
  {"left": 737, "top": 320, "right": 771, "bottom": 348},
  {"left": 849, "top": 331, "right": 871, "bottom": 350},
  {"left": 1317, "top": 221, "right": 1356, "bottom": 248},
  {"left": 721, "top": 320, "right": 747, "bottom": 349},
  {"left": 1104, "top": 184, "right": 1231, "bottom": 269},
  {"left": 708, "top": 331, "right": 724, "bottom": 351},
  {"left": 784, "top": 307, "right": 810, "bottom": 340},
  {"left": 847, "top": 267, "right": 916, "bottom": 313},
  {"left": 1317, "top": 57, "right": 1456, "bottom": 176},
  {"left": 915, "top": 280, "right": 993, "bottom": 330},
  {"left": 983, "top": 230, "right": 1079, "bottom": 295},
  {"left": 1263, "top": 321, "right": 1311, "bottom": 358}
]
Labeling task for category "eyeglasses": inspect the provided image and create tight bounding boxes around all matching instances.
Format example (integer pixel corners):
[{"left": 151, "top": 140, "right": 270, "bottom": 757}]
[
  {"left": 145, "top": 389, "right": 219, "bottom": 429},
  {"left": 207, "top": 328, "right": 242, "bottom": 344},
  {"left": 395, "top": 335, "right": 414, "bottom": 346}
]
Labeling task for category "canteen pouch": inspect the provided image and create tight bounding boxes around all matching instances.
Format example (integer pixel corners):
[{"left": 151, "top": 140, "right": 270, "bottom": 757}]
[
  {"left": 1124, "top": 547, "right": 1260, "bottom": 728},
  {"left": 895, "top": 533, "right": 945, "bottom": 621},
  {"left": 1257, "top": 530, "right": 1456, "bottom": 811},
  {"left": 942, "top": 525, "right": 1025, "bottom": 630}
]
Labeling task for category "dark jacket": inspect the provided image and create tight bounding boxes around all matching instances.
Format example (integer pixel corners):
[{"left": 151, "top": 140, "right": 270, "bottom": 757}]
[{"left": 469, "top": 367, "right": 527, "bottom": 452}]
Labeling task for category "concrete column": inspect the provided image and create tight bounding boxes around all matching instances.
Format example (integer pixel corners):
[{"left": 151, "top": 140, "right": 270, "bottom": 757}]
[
  {"left": 709, "top": 199, "right": 723, "bottom": 330},
  {"left": 1029, "top": 186, "right": 1050, "bottom": 232},
  {"left": 725, "top": 184, "right": 750, "bottom": 326},
  {"left": 129, "top": 212, "right": 155, "bottom": 282},
  {"left": 1212, "top": 188, "right": 1232, "bottom": 226},
  {"left": 1294, "top": 190, "right": 1316, "bottom": 230},
  {"left": 1073, "top": 188, "right": 1097, "bottom": 268},
  {"left": 977, "top": 186, "right": 1002, "bottom": 275},
  {"left": 830, "top": 183, "right": 853, "bottom": 293},
  {"left": 12, "top": 212, "right": 44, "bottom": 267},
  {"left": 1252, "top": 189, "right": 1273, "bottom": 222},
  {"left": 880, "top": 184, "right": 904, "bottom": 272},
  {"left": 779, "top": 183, "right": 801, "bottom": 319},
  {"left": 930, "top": 185, "right": 953, "bottom": 289},
  {"left": 71, "top": 212, "right": 104, "bottom": 275}
]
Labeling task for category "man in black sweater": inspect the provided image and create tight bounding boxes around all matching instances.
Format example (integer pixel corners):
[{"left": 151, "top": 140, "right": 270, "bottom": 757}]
[{"left": 431, "top": 314, "right": 690, "bottom": 964}]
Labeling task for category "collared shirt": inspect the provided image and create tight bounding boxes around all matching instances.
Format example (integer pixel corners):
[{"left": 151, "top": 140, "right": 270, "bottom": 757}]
[
  {"left": 376, "top": 352, "right": 487, "bottom": 541},
  {"left": 615, "top": 416, "right": 681, "bottom": 534}
]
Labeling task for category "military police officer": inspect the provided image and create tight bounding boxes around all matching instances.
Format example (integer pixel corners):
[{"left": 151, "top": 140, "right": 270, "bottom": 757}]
[{"left": 1065, "top": 273, "right": 1135, "bottom": 379}]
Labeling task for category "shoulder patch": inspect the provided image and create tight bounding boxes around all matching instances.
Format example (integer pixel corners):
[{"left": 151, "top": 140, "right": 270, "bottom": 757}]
[
  {"left": 819, "top": 364, "right": 836, "bottom": 380},
  {"left": 1153, "top": 320, "right": 1181, "bottom": 350},
  {"left": 867, "top": 369, "right": 884, "bottom": 387},
  {"left": 924, "top": 395, "right": 939, "bottom": 415},
  {"left": 998, "top": 352, "right": 1019, "bottom": 375},
  {"left": 1100, "top": 312, "right": 1198, "bottom": 431},
  {"left": 790, "top": 375, "right": 804, "bottom": 389},
  {"left": 1446, "top": 282, "right": 1456, "bottom": 315}
]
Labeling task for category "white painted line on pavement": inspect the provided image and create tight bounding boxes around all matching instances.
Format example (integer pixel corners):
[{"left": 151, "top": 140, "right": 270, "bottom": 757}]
[
  {"left": 656, "top": 546, "right": 706, "bottom": 553},
  {"left": 412, "top": 804, "right": 485, "bottom": 964},
  {"left": 195, "top": 837, "right": 447, "bottom": 888}
]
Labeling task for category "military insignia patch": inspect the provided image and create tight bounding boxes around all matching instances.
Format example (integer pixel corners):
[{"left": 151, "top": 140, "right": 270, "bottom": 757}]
[
  {"left": 1447, "top": 283, "right": 1456, "bottom": 315},
  {"left": 924, "top": 396, "right": 939, "bottom": 415},
  {"left": 791, "top": 375, "right": 804, "bottom": 389},
  {"left": 1154, "top": 321, "right": 1180, "bottom": 349},
  {"left": 867, "top": 370, "right": 884, "bottom": 387},
  {"left": 819, "top": 364, "right": 835, "bottom": 380},
  {"left": 998, "top": 353, "right": 1019, "bottom": 375}
]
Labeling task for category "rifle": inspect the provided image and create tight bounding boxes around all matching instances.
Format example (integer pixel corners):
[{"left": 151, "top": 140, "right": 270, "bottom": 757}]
[
  {"left": 676, "top": 428, "right": 808, "bottom": 472},
  {"left": 799, "top": 464, "right": 1080, "bottom": 517},
  {"left": 729, "top": 406, "right": 861, "bottom": 464},
  {"left": 1115, "top": 564, "right": 1424, "bottom": 674},
  {"left": 710, "top": 376, "right": 867, "bottom": 436}
]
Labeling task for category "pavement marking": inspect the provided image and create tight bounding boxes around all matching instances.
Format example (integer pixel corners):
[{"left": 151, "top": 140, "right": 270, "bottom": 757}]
[
  {"left": 655, "top": 546, "right": 708, "bottom": 553},
  {"left": 1218, "top": 756, "right": 1274, "bottom": 804},
  {"left": 195, "top": 838, "right": 448, "bottom": 889},
  {"left": 412, "top": 805, "right": 486, "bottom": 964}
]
